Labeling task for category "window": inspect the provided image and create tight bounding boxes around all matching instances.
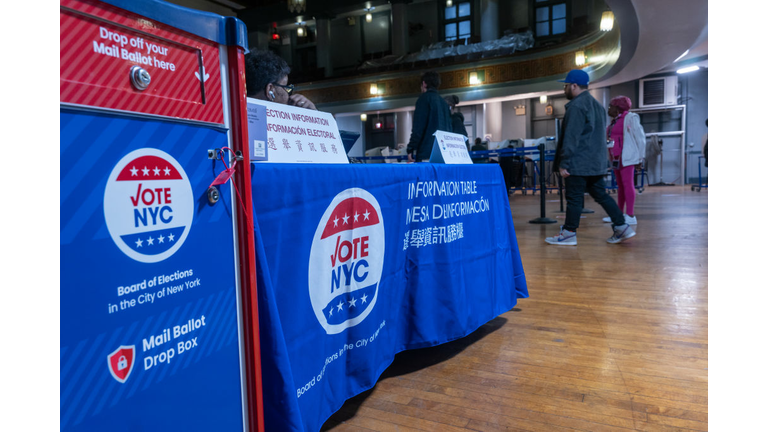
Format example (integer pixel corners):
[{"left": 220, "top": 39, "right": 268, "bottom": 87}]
[
  {"left": 444, "top": 1, "right": 472, "bottom": 42},
  {"left": 534, "top": 1, "right": 567, "bottom": 37}
]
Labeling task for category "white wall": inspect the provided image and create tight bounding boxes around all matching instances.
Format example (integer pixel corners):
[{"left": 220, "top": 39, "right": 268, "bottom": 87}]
[{"left": 501, "top": 100, "right": 528, "bottom": 140}]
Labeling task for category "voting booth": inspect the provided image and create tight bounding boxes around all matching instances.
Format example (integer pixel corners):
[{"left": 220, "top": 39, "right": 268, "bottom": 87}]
[{"left": 60, "top": 0, "right": 263, "bottom": 430}]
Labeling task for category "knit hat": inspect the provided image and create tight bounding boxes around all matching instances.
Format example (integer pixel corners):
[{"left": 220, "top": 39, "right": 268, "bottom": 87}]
[{"left": 610, "top": 95, "right": 632, "bottom": 113}]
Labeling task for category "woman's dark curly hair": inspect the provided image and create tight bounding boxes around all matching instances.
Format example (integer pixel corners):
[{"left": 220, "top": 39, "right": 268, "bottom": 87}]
[{"left": 244, "top": 49, "right": 291, "bottom": 97}]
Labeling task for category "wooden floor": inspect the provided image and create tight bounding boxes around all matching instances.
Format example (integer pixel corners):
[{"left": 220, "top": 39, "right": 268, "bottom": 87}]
[{"left": 321, "top": 185, "right": 708, "bottom": 432}]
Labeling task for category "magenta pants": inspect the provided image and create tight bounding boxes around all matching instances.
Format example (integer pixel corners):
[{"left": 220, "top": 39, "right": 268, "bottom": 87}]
[{"left": 614, "top": 165, "right": 636, "bottom": 215}]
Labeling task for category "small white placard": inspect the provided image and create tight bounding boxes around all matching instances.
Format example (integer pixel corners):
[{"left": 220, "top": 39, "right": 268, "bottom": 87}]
[
  {"left": 247, "top": 98, "right": 348, "bottom": 164},
  {"left": 429, "top": 130, "right": 472, "bottom": 164}
]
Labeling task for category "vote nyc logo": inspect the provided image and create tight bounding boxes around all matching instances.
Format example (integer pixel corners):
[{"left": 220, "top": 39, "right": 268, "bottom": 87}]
[
  {"left": 308, "top": 188, "right": 385, "bottom": 335},
  {"left": 104, "top": 148, "right": 193, "bottom": 263}
]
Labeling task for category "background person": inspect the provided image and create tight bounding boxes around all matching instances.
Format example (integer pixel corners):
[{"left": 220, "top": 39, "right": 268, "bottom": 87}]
[
  {"left": 546, "top": 69, "right": 635, "bottom": 246},
  {"left": 601, "top": 96, "right": 646, "bottom": 225},
  {"left": 471, "top": 137, "right": 488, "bottom": 164},
  {"left": 445, "top": 95, "right": 469, "bottom": 139},
  {"left": 406, "top": 71, "right": 452, "bottom": 162},
  {"left": 245, "top": 49, "right": 316, "bottom": 110}
]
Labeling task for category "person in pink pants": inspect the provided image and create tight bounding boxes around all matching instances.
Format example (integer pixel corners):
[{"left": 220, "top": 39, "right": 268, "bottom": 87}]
[{"left": 603, "top": 96, "right": 646, "bottom": 225}]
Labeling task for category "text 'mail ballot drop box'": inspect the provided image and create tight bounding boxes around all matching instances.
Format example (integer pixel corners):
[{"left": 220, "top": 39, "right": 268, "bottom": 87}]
[{"left": 60, "top": 0, "right": 264, "bottom": 430}]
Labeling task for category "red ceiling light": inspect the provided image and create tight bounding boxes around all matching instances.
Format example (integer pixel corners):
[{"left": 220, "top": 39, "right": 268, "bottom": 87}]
[{"left": 270, "top": 22, "right": 281, "bottom": 41}]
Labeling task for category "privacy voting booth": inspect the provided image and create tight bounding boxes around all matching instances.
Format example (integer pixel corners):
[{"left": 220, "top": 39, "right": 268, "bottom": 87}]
[
  {"left": 60, "top": 0, "right": 262, "bottom": 430},
  {"left": 60, "top": 1, "right": 528, "bottom": 431}
]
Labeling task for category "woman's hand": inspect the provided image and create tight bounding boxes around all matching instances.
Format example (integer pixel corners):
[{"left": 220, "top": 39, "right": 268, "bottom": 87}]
[{"left": 288, "top": 94, "right": 316, "bottom": 110}]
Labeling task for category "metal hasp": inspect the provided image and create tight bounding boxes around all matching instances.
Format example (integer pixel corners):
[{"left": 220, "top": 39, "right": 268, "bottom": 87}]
[{"left": 130, "top": 65, "right": 151, "bottom": 91}]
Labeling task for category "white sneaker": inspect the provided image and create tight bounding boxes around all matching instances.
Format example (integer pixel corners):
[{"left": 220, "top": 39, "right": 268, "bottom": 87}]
[
  {"left": 545, "top": 227, "right": 577, "bottom": 245},
  {"left": 603, "top": 214, "right": 637, "bottom": 225}
]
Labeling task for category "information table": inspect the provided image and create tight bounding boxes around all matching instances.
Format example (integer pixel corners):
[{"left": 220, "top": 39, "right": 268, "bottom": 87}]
[{"left": 250, "top": 163, "right": 528, "bottom": 431}]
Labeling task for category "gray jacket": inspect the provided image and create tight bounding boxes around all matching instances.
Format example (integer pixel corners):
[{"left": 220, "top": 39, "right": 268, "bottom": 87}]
[{"left": 554, "top": 91, "right": 609, "bottom": 176}]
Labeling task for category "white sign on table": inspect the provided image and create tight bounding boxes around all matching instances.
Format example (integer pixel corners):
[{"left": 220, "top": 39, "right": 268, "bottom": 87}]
[
  {"left": 429, "top": 130, "right": 472, "bottom": 164},
  {"left": 246, "top": 98, "right": 348, "bottom": 164}
]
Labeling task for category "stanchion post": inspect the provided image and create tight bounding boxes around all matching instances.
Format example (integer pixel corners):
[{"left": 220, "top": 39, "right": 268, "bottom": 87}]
[{"left": 529, "top": 143, "right": 557, "bottom": 224}]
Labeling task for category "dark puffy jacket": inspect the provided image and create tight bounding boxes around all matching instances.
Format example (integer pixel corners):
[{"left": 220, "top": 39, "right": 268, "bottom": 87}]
[{"left": 407, "top": 89, "right": 453, "bottom": 161}]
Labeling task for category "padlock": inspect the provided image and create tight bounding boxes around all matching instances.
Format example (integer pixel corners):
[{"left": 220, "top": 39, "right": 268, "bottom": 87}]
[{"left": 118, "top": 355, "right": 128, "bottom": 370}]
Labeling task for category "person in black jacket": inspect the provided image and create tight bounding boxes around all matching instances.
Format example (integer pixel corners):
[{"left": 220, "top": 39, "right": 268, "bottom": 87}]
[
  {"left": 546, "top": 69, "right": 635, "bottom": 246},
  {"left": 407, "top": 71, "right": 452, "bottom": 162},
  {"left": 445, "top": 95, "right": 469, "bottom": 140}
]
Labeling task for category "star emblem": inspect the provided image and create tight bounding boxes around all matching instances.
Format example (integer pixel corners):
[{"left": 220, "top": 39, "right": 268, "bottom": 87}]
[
  {"left": 336, "top": 301, "right": 344, "bottom": 312},
  {"left": 130, "top": 166, "right": 138, "bottom": 176},
  {"left": 354, "top": 212, "right": 359, "bottom": 222},
  {"left": 360, "top": 294, "right": 368, "bottom": 304},
  {"left": 363, "top": 210, "right": 370, "bottom": 220},
  {"left": 163, "top": 167, "right": 171, "bottom": 176},
  {"left": 158, "top": 235, "right": 165, "bottom": 243},
  {"left": 328, "top": 308, "right": 333, "bottom": 317},
  {"left": 135, "top": 238, "right": 143, "bottom": 248},
  {"left": 168, "top": 233, "right": 175, "bottom": 242},
  {"left": 333, "top": 216, "right": 339, "bottom": 227},
  {"left": 342, "top": 213, "right": 349, "bottom": 224},
  {"left": 153, "top": 166, "right": 160, "bottom": 176},
  {"left": 147, "top": 236, "right": 154, "bottom": 245},
  {"left": 142, "top": 166, "right": 150, "bottom": 176},
  {"left": 348, "top": 297, "right": 357, "bottom": 308}
]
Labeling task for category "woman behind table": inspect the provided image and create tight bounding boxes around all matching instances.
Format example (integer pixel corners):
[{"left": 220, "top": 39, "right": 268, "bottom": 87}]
[
  {"left": 244, "top": 49, "right": 316, "bottom": 110},
  {"left": 602, "top": 96, "right": 646, "bottom": 225}
]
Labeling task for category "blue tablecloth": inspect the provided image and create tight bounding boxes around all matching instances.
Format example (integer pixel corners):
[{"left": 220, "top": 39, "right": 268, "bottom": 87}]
[{"left": 250, "top": 163, "right": 528, "bottom": 431}]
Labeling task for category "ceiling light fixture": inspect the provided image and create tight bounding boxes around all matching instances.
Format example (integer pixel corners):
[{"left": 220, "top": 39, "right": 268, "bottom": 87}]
[
  {"left": 370, "top": 83, "right": 378, "bottom": 95},
  {"left": 540, "top": 95, "right": 547, "bottom": 104},
  {"left": 287, "top": 0, "right": 306, "bottom": 14},
  {"left": 600, "top": 10, "right": 614, "bottom": 31},
  {"left": 361, "top": 114, "right": 367, "bottom": 121},
  {"left": 295, "top": 19, "right": 307, "bottom": 37},
  {"left": 676, "top": 65, "right": 700, "bottom": 74},
  {"left": 364, "top": 6, "right": 375, "bottom": 23},
  {"left": 447, "top": 0, "right": 453, "bottom": 6}
]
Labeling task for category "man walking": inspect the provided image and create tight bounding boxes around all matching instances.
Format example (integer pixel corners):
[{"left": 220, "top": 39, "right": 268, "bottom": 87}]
[
  {"left": 407, "top": 71, "right": 453, "bottom": 162},
  {"left": 546, "top": 69, "right": 636, "bottom": 245}
]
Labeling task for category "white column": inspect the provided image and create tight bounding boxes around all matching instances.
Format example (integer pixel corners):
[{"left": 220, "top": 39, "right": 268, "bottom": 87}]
[
  {"left": 396, "top": 111, "right": 413, "bottom": 147},
  {"left": 480, "top": 0, "right": 500, "bottom": 42},
  {"left": 483, "top": 101, "right": 503, "bottom": 141}
]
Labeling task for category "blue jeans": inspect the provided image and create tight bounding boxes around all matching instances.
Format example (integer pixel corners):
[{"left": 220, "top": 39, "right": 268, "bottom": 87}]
[{"left": 564, "top": 175, "right": 625, "bottom": 231}]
